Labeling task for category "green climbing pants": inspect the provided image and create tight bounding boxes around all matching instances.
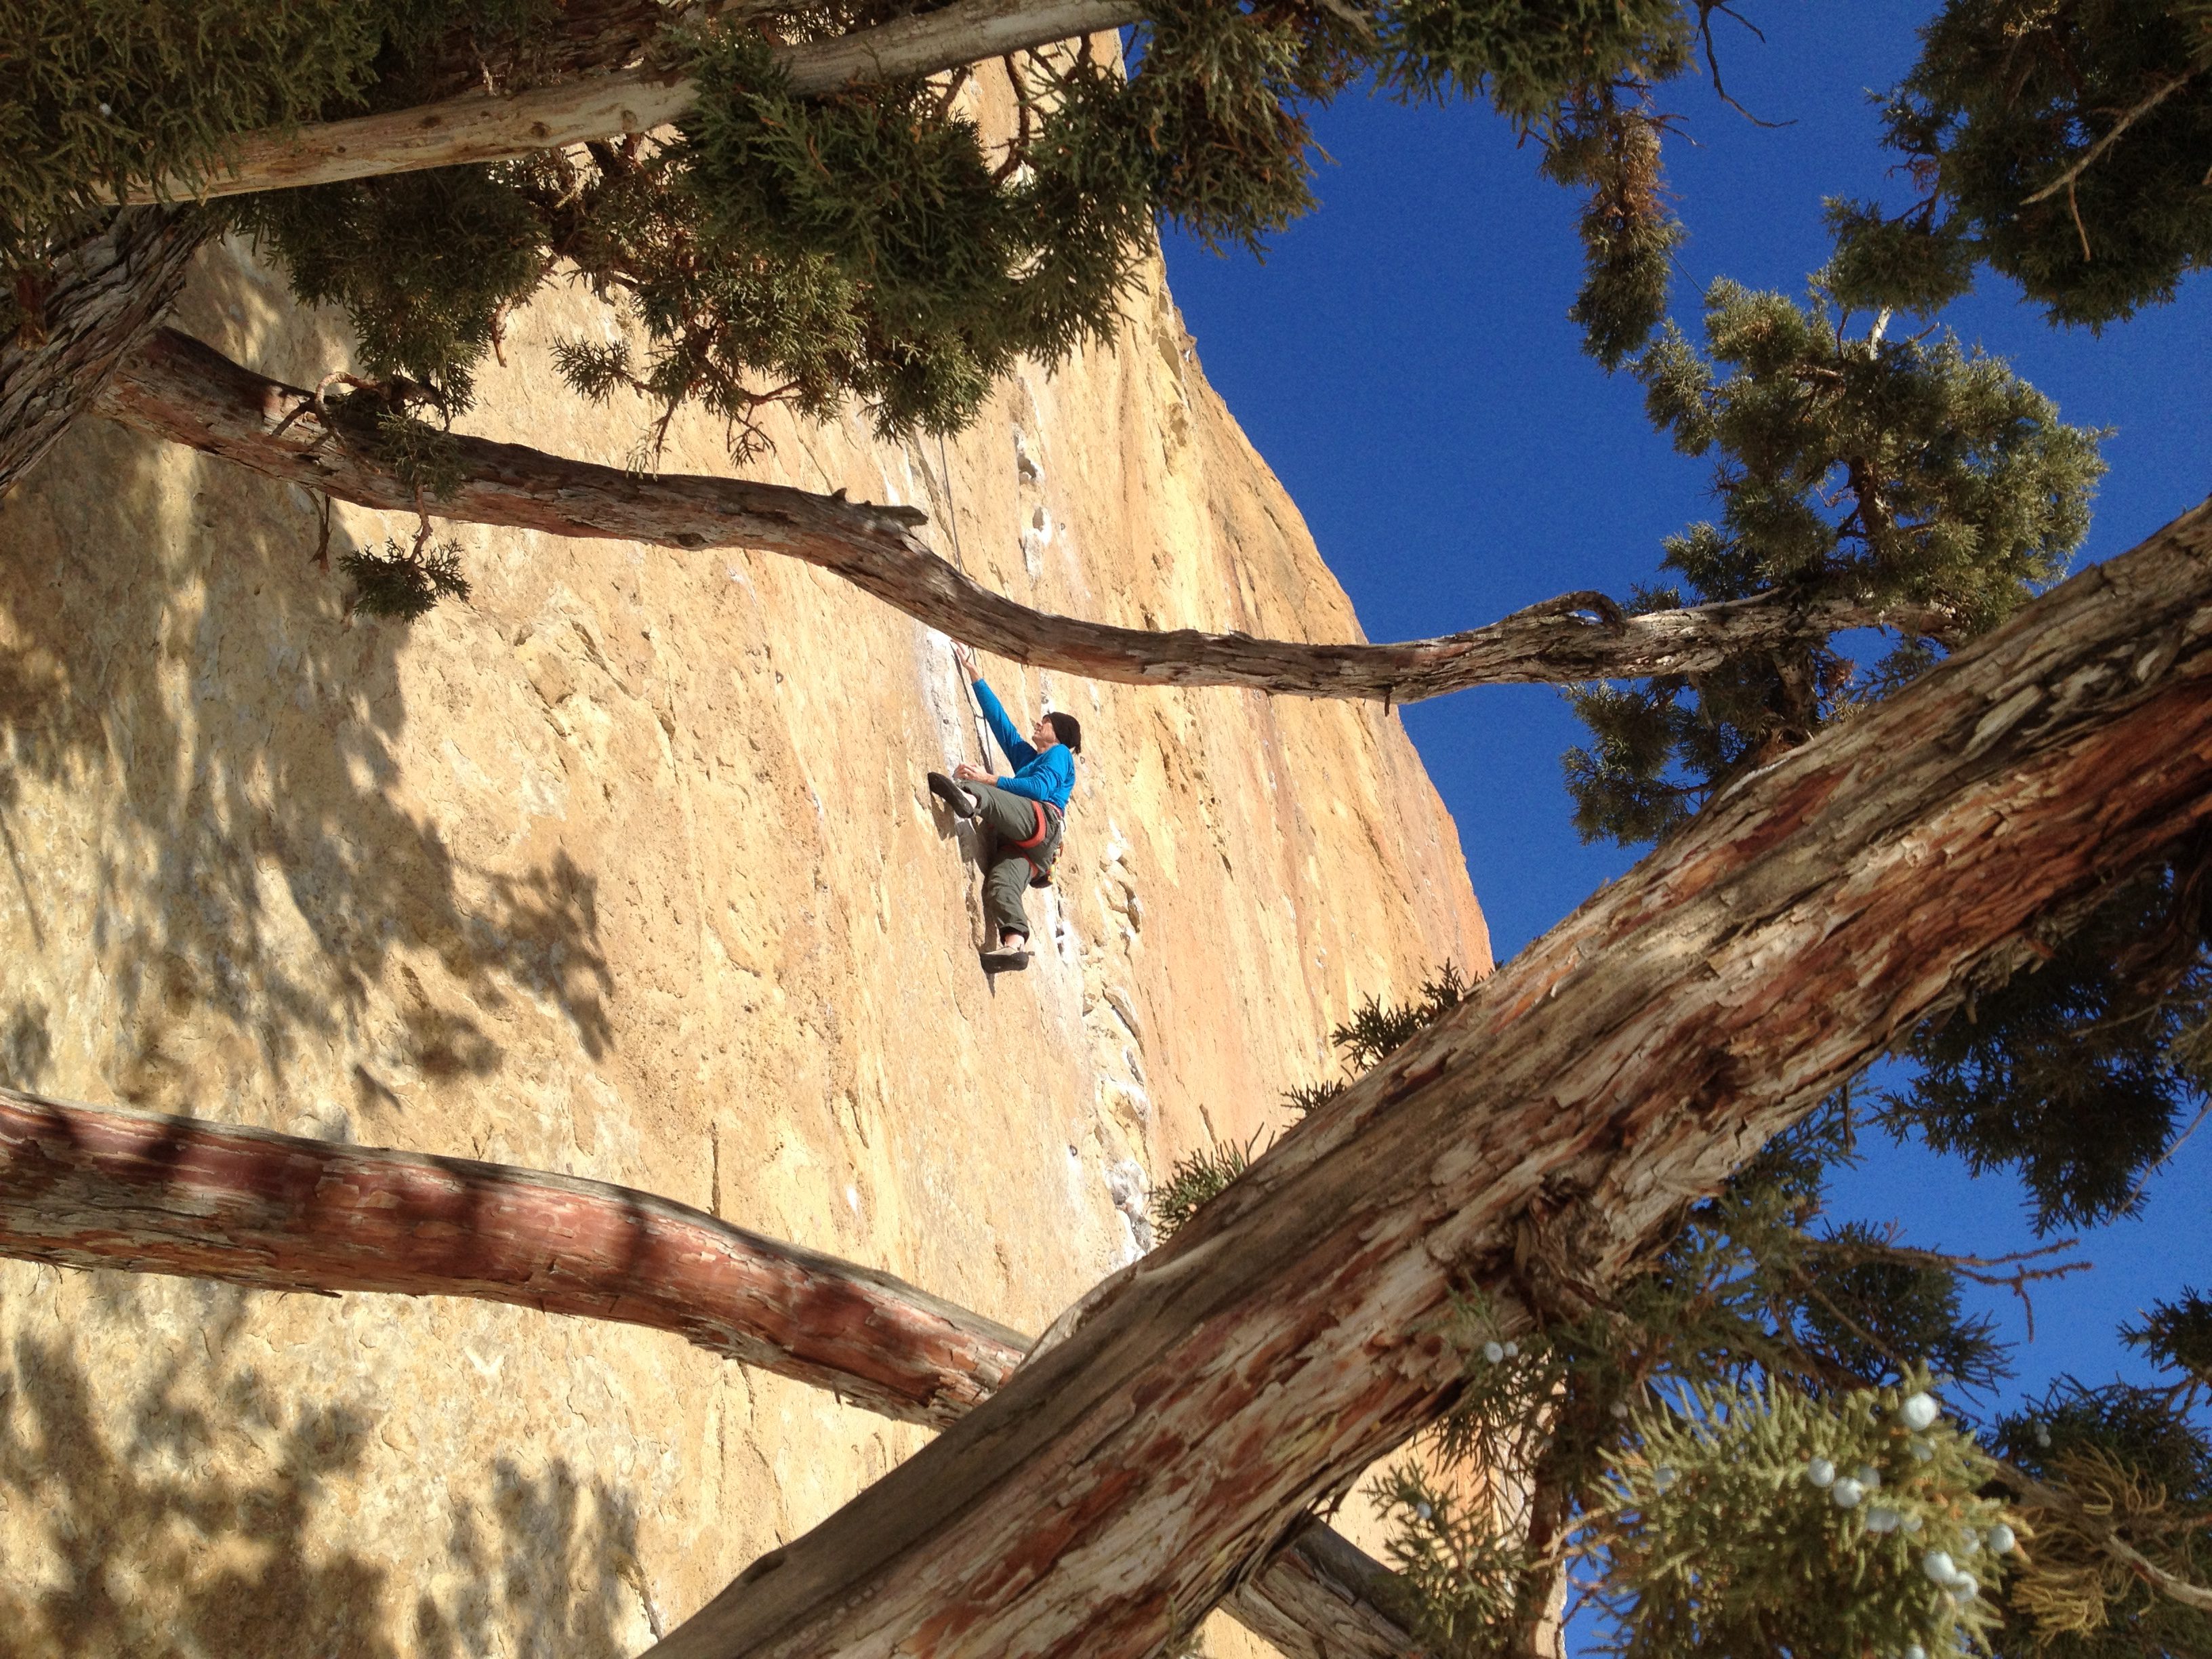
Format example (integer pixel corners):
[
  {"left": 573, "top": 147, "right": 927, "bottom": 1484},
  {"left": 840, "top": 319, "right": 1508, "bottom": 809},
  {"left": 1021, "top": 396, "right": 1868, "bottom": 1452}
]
[{"left": 966, "top": 779, "right": 1063, "bottom": 943}]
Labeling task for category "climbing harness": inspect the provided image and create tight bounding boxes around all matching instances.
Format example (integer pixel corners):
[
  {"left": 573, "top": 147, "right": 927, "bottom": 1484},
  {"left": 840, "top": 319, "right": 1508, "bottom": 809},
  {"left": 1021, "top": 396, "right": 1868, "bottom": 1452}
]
[{"left": 1008, "top": 799, "right": 1063, "bottom": 888}]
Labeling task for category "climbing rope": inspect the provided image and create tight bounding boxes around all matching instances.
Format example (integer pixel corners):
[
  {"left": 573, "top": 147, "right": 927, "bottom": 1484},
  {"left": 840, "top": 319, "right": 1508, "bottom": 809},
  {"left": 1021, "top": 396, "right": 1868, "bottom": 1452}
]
[{"left": 933, "top": 430, "right": 995, "bottom": 765}]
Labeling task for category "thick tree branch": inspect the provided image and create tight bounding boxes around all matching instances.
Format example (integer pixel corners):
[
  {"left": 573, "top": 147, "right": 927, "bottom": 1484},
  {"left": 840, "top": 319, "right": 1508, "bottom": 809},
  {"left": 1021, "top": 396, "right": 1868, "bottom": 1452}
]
[
  {"left": 0, "top": 1086, "right": 1024, "bottom": 1429},
  {"left": 0, "top": 1086, "right": 1422, "bottom": 1659},
  {"left": 0, "top": 209, "right": 207, "bottom": 497},
  {"left": 636, "top": 500, "right": 2212, "bottom": 1659},
  {"left": 99, "top": 327, "right": 1956, "bottom": 703},
  {"left": 109, "top": 0, "right": 1150, "bottom": 205}
]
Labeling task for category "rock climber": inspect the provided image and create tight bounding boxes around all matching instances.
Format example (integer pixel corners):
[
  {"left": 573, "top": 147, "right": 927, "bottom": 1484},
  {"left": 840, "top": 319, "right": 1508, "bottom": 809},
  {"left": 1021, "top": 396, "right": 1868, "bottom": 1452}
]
[{"left": 928, "top": 642, "right": 1081, "bottom": 970}]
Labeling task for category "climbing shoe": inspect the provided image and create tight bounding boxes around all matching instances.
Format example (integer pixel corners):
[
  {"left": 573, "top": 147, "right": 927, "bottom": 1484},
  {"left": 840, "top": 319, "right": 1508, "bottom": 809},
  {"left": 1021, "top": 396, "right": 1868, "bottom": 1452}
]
[
  {"left": 927, "top": 772, "right": 978, "bottom": 818},
  {"left": 979, "top": 947, "right": 1030, "bottom": 973}
]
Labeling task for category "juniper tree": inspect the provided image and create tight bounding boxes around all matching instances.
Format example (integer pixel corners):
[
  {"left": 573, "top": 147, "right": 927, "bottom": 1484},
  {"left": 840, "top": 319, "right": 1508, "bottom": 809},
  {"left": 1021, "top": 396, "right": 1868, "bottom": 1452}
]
[
  {"left": 1563, "top": 274, "right": 2106, "bottom": 848},
  {"left": 1544, "top": 262, "right": 2212, "bottom": 1254}
]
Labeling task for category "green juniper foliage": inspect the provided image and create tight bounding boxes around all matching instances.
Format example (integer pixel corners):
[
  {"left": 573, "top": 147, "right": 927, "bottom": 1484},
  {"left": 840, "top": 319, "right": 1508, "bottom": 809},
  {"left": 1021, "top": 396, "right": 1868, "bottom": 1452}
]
[
  {"left": 7, "top": 0, "right": 1782, "bottom": 449},
  {"left": 1366, "top": 1118, "right": 2039, "bottom": 1659},
  {"left": 1382, "top": 0, "right": 1695, "bottom": 368},
  {"left": 340, "top": 535, "right": 472, "bottom": 621},
  {"left": 1, "top": 0, "right": 390, "bottom": 263},
  {"left": 1564, "top": 276, "right": 2103, "bottom": 846},
  {"left": 1828, "top": 1, "right": 2212, "bottom": 328},
  {"left": 1155, "top": 963, "right": 1465, "bottom": 1237},
  {"left": 2124, "top": 1288, "right": 2212, "bottom": 1393},
  {"left": 1332, "top": 959, "right": 1470, "bottom": 1071},
  {"left": 1148, "top": 1132, "right": 1262, "bottom": 1240},
  {"left": 1370, "top": 1462, "right": 1520, "bottom": 1658},
  {"left": 1879, "top": 854, "right": 2212, "bottom": 1235},
  {"left": 0, "top": 0, "right": 556, "bottom": 261},
  {"left": 1600, "top": 1374, "right": 2015, "bottom": 1659},
  {"left": 1364, "top": 1095, "right": 2211, "bottom": 1659},
  {"left": 240, "top": 168, "right": 547, "bottom": 408},
  {"left": 1380, "top": 0, "right": 1694, "bottom": 365}
]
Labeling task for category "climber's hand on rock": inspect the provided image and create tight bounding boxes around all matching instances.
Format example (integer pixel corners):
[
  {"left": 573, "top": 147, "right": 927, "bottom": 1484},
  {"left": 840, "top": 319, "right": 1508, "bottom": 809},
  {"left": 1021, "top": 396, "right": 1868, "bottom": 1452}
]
[
  {"left": 952, "top": 762, "right": 989, "bottom": 783},
  {"left": 951, "top": 642, "right": 977, "bottom": 678}
]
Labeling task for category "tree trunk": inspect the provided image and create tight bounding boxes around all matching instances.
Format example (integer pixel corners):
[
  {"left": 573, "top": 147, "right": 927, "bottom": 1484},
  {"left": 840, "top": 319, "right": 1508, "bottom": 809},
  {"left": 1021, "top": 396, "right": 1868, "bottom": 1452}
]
[
  {"left": 633, "top": 501, "right": 2212, "bottom": 1659},
  {"left": 0, "top": 209, "right": 207, "bottom": 497},
  {"left": 0, "top": 1086, "right": 1427, "bottom": 1659},
  {"left": 110, "top": 0, "right": 1150, "bottom": 205},
  {"left": 99, "top": 326, "right": 1952, "bottom": 704}
]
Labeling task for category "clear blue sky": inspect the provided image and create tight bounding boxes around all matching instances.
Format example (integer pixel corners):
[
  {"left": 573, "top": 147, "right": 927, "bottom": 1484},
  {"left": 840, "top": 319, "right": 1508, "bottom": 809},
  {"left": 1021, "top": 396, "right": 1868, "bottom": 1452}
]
[{"left": 1158, "top": 2, "right": 2209, "bottom": 1431}]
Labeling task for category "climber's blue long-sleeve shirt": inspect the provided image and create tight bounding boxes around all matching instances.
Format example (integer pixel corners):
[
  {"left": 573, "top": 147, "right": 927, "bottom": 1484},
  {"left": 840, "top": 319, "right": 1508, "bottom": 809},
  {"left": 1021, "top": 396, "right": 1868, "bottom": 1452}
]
[{"left": 973, "top": 678, "right": 1073, "bottom": 811}]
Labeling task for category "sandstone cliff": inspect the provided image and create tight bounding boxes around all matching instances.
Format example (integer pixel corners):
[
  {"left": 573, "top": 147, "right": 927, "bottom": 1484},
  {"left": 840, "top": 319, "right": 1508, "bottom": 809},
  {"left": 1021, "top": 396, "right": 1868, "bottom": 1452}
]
[{"left": 0, "top": 226, "right": 1486, "bottom": 1655}]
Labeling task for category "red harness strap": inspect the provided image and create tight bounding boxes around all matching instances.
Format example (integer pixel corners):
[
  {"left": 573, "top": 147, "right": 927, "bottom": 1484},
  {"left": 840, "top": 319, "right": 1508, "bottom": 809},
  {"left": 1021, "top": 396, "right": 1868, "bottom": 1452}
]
[{"left": 1008, "top": 800, "right": 1059, "bottom": 851}]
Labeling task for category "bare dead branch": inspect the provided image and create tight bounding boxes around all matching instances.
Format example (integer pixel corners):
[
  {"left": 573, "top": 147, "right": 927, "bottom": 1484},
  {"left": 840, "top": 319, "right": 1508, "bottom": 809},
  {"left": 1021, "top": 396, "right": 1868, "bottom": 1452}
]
[{"left": 98, "top": 327, "right": 1963, "bottom": 705}]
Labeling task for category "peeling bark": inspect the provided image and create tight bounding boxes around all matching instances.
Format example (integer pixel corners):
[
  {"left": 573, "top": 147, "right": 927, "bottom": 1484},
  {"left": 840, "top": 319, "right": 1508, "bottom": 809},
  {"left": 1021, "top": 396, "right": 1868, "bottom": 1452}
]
[
  {"left": 0, "top": 1087, "right": 1425, "bottom": 1659},
  {"left": 0, "top": 209, "right": 207, "bottom": 497},
  {"left": 637, "top": 502, "right": 2212, "bottom": 1659},
  {"left": 109, "top": 0, "right": 1149, "bottom": 204},
  {"left": 100, "top": 327, "right": 1952, "bottom": 704}
]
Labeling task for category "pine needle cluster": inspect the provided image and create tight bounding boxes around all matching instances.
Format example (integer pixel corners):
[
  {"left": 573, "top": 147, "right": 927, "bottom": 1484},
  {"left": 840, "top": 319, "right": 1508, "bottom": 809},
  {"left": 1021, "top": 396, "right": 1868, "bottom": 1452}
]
[
  {"left": 1564, "top": 277, "right": 2104, "bottom": 847},
  {"left": 1826, "top": 1, "right": 2212, "bottom": 328},
  {"left": 340, "top": 536, "right": 472, "bottom": 621},
  {"left": 1151, "top": 962, "right": 1469, "bottom": 1239},
  {"left": 1879, "top": 854, "right": 2212, "bottom": 1235}
]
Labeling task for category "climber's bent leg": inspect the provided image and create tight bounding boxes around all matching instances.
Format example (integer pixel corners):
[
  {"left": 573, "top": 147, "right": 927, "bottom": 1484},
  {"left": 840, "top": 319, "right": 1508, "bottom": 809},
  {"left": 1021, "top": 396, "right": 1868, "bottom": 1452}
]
[
  {"left": 961, "top": 780, "right": 1065, "bottom": 951},
  {"left": 983, "top": 852, "right": 1034, "bottom": 947},
  {"left": 962, "top": 779, "right": 1044, "bottom": 847}
]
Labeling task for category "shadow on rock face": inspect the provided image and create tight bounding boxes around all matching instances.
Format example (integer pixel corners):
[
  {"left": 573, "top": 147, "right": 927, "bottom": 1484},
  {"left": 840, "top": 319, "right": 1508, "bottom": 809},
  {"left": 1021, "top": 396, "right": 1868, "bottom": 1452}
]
[
  {"left": 0, "top": 1279, "right": 647, "bottom": 1659},
  {"left": 0, "top": 281, "right": 613, "bottom": 1098}
]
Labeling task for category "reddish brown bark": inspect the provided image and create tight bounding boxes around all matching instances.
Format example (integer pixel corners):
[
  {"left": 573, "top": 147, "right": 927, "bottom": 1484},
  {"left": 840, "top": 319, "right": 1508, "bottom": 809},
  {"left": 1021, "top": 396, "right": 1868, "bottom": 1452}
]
[
  {"left": 99, "top": 327, "right": 1949, "bottom": 704},
  {"left": 110, "top": 0, "right": 1149, "bottom": 205},
  {"left": 0, "top": 1086, "right": 1426, "bottom": 1659},
  {"left": 0, "top": 1086, "right": 1025, "bottom": 1429},
  {"left": 636, "top": 501, "right": 2212, "bottom": 1659},
  {"left": 0, "top": 209, "right": 207, "bottom": 497}
]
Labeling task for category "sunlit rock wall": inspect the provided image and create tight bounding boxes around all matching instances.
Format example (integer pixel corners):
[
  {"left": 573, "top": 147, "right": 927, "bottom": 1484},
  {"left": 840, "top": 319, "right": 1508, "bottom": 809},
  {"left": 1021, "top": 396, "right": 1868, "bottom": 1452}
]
[{"left": 0, "top": 210, "right": 1487, "bottom": 1654}]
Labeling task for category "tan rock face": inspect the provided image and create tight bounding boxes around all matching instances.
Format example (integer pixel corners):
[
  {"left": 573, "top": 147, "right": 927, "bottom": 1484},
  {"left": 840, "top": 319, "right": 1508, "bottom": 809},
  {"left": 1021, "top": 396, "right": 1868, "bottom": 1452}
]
[{"left": 0, "top": 230, "right": 1486, "bottom": 1654}]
